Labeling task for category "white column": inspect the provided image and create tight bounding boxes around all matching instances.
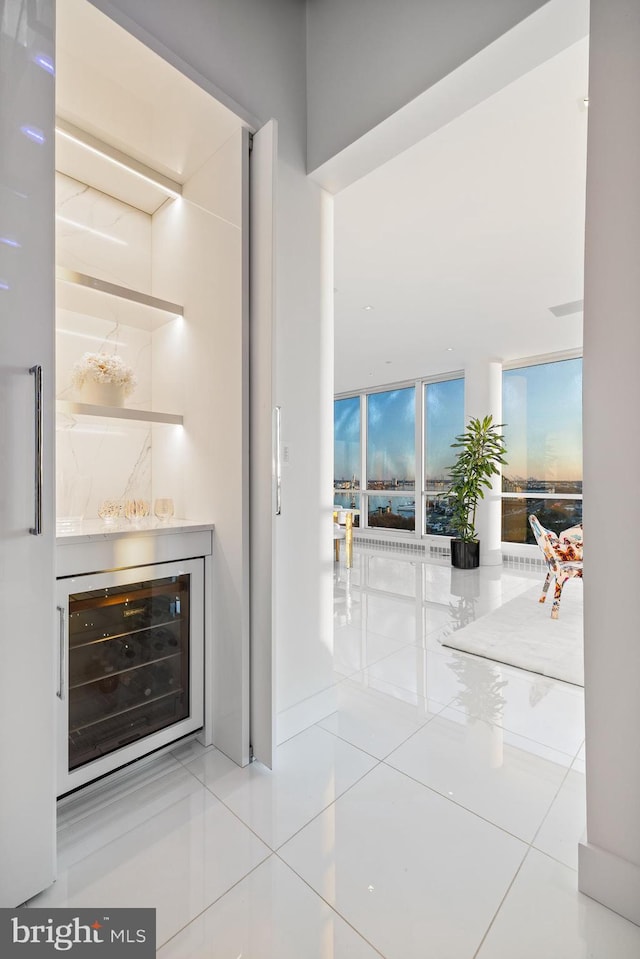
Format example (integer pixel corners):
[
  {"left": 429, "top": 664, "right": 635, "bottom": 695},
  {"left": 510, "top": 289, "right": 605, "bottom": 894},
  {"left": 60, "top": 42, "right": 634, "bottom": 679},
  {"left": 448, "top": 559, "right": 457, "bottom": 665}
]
[
  {"left": 464, "top": 359, "right": 503, "bottom": 566},
  {"left": 578, "top": 0, "right": 640, "bottom": 925}
]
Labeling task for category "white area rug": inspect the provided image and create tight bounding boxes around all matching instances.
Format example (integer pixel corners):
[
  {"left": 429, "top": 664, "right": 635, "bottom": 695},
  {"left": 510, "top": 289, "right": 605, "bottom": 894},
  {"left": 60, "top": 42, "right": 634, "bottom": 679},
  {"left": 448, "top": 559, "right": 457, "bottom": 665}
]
[{"left": 442, "top": 582, "right": 584, "bottom": 686}]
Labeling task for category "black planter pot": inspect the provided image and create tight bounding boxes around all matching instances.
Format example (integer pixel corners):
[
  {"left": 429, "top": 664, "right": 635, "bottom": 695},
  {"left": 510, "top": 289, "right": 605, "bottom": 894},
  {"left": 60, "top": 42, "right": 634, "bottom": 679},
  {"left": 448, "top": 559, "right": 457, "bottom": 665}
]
[{"left": 450, "top": 539, "right": 480, "bottom": 569}]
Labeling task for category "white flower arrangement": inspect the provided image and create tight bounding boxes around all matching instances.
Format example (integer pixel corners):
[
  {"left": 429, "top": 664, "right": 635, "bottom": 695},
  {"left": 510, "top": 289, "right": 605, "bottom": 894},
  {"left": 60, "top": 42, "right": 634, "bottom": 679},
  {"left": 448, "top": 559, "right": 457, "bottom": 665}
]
[{"left": 72, "top": 352, "right": 136, "bottom": 397}]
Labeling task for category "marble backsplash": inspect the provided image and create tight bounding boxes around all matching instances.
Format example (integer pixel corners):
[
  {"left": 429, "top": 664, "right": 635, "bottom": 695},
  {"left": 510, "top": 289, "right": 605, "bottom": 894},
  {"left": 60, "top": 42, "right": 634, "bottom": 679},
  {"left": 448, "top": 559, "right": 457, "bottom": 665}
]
[
  {"left": 56, "top": 421, "right": 152, "bottom": 526},
  {"left": 56, "top": 171, "right": 151, "bottom": 289},
  {"left": 55, "top": 171, "right": 159, "bottom": 525}
]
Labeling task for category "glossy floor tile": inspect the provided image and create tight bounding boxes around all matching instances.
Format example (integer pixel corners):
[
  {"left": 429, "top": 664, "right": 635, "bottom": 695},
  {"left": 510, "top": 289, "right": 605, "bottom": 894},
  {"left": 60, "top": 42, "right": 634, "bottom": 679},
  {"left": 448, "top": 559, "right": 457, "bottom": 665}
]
[
  {"left": 386, "top": 706, "right": 572, "bottom": 841},
  {"left": 36, "top": 548, "right": 631, "bottom": 958},
  {"left": 30, "top": 764, "right": 270, "bottom": 947},
  {"left": 476, "top": 849, "right": 640, "bottom": 958},
  {"left": 158, "top": 856, "right": 382, "bottom": 959},
  {"left": 333, "top": 623, "right": 410, "bottom": 677},
  {"left": 533, "top": 758, "right": 586, "bottom": 869},
  {"left": 279, "top": 763, "right": 527, "bottom": 959},
  {"left": 184, "top": 725, "right": 377, "bottom": 849},
  {"left": 275, "top": 683, "right": 339, "bottom": 745},
  {"left": 365, "top": 643, "right": 446, "bottom": 700},
  {"left": 443, "top": 653, "right": 586, "bottom": 757},
  {"left": 317, "top": 672, "right": 444, "bottom": 758},
  {"left": 368, "top": 640, "right": 585, "bottom": 757},
  {"left": 56, "top": 751, "right": 184, "bottom": 833}
]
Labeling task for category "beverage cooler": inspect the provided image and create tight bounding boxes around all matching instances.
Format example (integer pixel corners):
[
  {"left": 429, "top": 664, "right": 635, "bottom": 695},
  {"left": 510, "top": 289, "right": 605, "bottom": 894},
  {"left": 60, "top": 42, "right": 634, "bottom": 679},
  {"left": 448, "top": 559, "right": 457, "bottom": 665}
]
[{"left": 56, "top": 559, "right": 204, "bottom": 795}]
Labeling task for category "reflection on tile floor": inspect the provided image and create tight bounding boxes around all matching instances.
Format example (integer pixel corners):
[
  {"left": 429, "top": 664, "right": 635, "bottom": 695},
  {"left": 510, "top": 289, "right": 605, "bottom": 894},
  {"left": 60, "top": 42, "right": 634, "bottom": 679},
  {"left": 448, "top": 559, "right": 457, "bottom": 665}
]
[{"left": 29, "top": 548, "right": 640, "bottom": 958}]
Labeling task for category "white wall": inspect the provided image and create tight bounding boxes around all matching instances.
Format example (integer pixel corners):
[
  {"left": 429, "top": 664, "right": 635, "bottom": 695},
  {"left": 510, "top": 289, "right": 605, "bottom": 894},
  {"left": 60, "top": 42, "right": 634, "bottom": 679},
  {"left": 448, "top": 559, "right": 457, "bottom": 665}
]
[
  {"left": 306, "top": 0, "right": 550, "bottom": 172},
  {"left": 578, "top": 0, "right": 640, "bottom": 925},
  {"left": 308, "top": 0, "right": 589, "bottom": 195},
  {"left": 89, "top": 0, "right": 335, "bottom": 740},
  {"left": 152, "top": 129, "right": 250, "bottom": 763}
]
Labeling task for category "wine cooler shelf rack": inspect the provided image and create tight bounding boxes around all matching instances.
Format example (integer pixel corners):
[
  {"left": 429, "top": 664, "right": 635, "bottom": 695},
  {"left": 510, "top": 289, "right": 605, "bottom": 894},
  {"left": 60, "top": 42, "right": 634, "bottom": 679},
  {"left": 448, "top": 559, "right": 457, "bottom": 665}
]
[{"left": 67, "top": 574, "right": 191, "bottom": 771}]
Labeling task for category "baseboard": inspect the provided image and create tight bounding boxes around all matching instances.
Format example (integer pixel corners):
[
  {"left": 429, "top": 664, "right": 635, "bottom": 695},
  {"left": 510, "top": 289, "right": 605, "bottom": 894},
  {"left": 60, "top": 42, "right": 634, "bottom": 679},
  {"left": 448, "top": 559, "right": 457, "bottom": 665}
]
[
  {"left": 276, "top": 685, "right": 338, "bottom": 745},
  {"left": 352, "top": 533, "right": 546, "bottom": 569},
  {"left": 578, "top": 840, "right": 640, "bottom": 926}
]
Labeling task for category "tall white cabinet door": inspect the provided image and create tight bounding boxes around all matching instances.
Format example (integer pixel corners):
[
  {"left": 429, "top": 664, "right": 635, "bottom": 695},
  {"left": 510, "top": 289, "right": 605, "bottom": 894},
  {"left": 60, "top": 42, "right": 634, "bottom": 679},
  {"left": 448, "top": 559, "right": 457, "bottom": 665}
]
[
  {"left": 249, "top": 120, "right": 277, "bottom": 769},
  {"left": 0, "top": 0, "right": 56, "bottom": 905}
]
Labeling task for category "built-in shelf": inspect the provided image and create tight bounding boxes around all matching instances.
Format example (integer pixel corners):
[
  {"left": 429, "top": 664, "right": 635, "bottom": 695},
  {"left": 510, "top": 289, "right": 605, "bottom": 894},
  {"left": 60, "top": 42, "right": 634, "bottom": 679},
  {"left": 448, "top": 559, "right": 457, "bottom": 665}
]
[
  {"left": 57, "top": 401, "right": 183, "bottom": 426},
  {"left": 56, "top": 267, "right": 183, "bottom": 332}
]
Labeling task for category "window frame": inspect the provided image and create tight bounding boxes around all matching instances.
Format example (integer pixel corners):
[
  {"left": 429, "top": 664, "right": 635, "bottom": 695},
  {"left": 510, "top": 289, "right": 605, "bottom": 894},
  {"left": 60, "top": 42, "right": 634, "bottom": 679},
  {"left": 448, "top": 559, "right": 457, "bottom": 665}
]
[
  {"left": 501, "top": 351, "right": 583, "bottom": 546},
  {"left": 334, "top": 371, "right": 465, "bottom": 540}
]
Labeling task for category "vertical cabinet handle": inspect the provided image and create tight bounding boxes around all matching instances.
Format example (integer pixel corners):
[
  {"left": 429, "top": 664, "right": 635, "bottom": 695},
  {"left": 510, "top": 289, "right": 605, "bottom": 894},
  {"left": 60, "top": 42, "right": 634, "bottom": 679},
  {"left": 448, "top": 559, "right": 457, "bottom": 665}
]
[
  {"left": 56, "top": 605, "right": 66, "bottom": 700},
  {"left": 273, "top": 406, "right": 282, "bottom": 516},
  {"left": 29, "top": 365, "right": 43, "bottom": 536}
]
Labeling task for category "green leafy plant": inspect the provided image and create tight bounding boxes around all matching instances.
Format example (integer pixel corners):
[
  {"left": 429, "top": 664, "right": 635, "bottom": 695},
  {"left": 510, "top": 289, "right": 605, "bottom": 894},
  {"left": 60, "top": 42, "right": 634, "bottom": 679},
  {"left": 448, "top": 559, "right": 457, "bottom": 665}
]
[{"left": 445, "top": 415, "right": 507, "bottom": 543}]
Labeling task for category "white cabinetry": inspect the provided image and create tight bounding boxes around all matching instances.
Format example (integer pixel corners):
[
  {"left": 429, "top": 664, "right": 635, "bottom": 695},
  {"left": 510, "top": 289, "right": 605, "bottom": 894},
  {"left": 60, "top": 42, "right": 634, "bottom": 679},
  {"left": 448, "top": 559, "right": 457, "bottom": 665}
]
[
  {"left": 55, "top": 527, "right": 212, "bottom": 795},
  {"left": 0, "top": 0, "right": 56, "bottom": 907},
  {"left": 54, "top": 0, "right": 252, "bottom": 771}
]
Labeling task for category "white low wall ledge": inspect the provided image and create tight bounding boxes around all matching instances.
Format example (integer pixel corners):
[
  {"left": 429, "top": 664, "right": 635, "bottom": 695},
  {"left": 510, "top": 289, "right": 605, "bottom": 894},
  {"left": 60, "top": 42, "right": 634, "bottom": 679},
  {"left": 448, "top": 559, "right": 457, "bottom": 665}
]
[{"left": 578, "top": 840, "right": 640, "bottom": 927}]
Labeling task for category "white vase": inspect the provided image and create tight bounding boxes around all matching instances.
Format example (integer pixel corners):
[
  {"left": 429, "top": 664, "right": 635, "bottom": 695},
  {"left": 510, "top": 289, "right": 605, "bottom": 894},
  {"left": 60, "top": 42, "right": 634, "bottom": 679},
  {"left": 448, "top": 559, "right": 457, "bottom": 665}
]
[{"left": 79, "top": 380, "right": 126, "bottom": 407}]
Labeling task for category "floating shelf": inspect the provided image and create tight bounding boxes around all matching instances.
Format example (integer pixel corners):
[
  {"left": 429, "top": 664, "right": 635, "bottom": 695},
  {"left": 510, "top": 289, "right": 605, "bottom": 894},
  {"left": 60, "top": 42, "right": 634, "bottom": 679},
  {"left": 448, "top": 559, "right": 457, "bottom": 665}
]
[
  {"left": 57, "top": 401, "right": 183, "bottom": 426},
  {"left": 56, "top": 117, "right": 182, "bottom": 201},
  {"left": 56, "top": 267, "right": 183, "bottom": 332}
]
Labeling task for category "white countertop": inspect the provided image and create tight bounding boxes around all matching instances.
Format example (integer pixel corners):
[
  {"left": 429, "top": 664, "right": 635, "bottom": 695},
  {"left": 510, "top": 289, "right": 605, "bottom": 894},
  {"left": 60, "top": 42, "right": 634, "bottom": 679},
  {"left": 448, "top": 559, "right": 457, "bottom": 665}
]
[
  {"left": 56, "top": 520, "right": 215, "bottom": 577},
  {"left": 56, "top": 519, "right": 215, "bottom": 546}
]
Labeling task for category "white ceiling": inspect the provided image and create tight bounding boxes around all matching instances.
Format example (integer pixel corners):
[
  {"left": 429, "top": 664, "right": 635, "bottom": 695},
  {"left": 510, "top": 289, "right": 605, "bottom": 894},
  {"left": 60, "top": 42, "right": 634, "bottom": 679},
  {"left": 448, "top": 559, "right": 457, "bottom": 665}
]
[{"left": 333, "top": 38, "right": 588, "bottom": 394}]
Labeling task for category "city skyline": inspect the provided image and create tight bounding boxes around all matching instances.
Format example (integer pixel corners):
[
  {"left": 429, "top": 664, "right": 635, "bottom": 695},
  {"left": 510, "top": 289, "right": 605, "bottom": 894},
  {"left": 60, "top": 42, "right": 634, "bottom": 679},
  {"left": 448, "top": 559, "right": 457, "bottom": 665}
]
[{"left": 335, "top": 361, "right": 583, "bottom": 487}]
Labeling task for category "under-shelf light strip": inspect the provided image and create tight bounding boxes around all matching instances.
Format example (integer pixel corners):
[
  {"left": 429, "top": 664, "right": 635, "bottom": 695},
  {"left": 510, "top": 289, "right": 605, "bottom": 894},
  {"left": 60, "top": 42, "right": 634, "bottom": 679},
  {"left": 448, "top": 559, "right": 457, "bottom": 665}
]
[{"left": 55, "top": 118, "right": 182, "bottom": 199}]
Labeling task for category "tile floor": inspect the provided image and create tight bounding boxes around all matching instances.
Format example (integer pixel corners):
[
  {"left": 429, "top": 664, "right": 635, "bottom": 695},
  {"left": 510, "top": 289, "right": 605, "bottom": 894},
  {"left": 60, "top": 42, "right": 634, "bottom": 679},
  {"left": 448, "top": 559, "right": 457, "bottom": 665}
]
[{"left": 29, "top": 549, "right": 640, "bottom": 958}]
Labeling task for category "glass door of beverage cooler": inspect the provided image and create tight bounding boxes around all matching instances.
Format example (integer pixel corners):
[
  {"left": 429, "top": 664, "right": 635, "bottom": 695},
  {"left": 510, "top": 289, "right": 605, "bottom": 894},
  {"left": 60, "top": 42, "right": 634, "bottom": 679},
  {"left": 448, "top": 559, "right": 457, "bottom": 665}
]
[{"left": 56, "top": 559, "right": 204, "bottom": 795}]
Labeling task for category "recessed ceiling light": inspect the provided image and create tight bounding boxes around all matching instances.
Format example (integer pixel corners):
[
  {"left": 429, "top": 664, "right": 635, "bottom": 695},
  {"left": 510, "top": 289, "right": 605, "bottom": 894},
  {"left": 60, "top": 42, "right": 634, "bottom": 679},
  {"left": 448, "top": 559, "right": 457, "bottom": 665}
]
[
  {"left": 446, "top": 347, "right": 454, "bottom": 352},
  {"left": 363, "top": 305, "right": 374, "bottom": 311},
  {"left": 385, "top": 360, "right": 392, "bottom": 365}
]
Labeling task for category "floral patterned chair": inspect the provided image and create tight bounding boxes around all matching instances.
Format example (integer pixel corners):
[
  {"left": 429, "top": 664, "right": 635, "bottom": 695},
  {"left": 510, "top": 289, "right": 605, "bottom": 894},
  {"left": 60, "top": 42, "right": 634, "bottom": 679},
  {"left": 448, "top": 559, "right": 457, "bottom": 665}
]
[{"left": 529, "top": 514, "right": 583, "bottom": 620}]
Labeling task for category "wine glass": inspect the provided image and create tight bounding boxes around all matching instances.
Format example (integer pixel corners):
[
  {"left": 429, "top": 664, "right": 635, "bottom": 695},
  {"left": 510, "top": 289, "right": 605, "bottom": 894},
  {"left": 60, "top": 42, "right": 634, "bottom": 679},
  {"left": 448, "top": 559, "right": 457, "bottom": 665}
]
[
  {"left": 124, "top": 499, "right": 150, "bottom": 525},
  {"left": 154, "top": 498, "right": 174, "bottom": 524},
  {"left": 97, "top": 499, "right": 122, "bottom": 525}
]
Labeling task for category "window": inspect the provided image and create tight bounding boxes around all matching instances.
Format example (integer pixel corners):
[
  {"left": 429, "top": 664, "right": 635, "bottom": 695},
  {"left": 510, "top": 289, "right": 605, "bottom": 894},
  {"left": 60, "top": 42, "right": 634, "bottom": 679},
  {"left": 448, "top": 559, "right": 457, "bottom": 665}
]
[
  {"left": 502, "top": 358, "right": 582, "bottom": 543},
  {"left": 334, "top": 375, "right": 464, "bottom": 537},
  {"left": 333, "top": 395, "right": 360, "bottom": 513},
  {"left": 367, "top": 386, "right": 415, "bottom": 530},
  {"left": 424, "top": 377, "right": 464, "bottom": 536}
]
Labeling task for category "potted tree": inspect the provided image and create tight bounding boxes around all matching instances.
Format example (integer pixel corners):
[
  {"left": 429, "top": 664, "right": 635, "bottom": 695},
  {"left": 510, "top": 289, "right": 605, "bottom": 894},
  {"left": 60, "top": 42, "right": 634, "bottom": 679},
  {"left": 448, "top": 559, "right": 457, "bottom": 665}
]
[{"left": 445, "top": 414, "right": 507, "bottom": 569}]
